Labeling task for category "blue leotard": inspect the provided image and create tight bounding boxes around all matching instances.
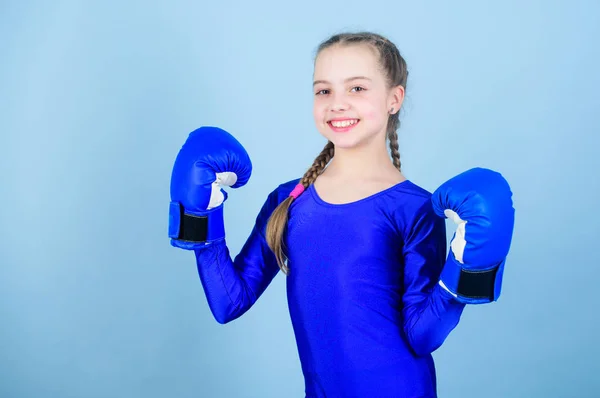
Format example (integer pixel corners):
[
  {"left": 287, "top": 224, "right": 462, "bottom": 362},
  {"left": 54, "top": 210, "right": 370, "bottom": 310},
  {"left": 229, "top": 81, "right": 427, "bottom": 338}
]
[{"left": 194, "top": 178, "right": 466, "bottom": 397}]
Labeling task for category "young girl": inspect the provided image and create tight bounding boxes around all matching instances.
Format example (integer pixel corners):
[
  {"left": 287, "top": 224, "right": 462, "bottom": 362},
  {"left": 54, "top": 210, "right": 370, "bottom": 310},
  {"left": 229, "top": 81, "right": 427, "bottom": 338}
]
[{"left": 168, "top": 32, "right": 514, "bottom": 397}]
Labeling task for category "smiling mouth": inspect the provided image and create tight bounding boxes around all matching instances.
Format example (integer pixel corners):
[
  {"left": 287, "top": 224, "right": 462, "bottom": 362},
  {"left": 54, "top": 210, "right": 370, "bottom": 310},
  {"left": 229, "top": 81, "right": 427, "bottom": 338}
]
[
  {"left": 327, "top": 119, "right": 360, "bottom": 132},
  {"left": 329, "top": 119, "right": 359, "bottom": 127}
]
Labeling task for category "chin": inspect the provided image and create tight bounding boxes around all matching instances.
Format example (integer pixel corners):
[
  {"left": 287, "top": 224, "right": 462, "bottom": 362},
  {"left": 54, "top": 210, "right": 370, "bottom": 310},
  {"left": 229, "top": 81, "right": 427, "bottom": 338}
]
[
  {"left": 328, "top": 135, "right": 364, "bottom": 149},
  {"left": 319, "top": 125, "right": 378, "bottom": 150}
]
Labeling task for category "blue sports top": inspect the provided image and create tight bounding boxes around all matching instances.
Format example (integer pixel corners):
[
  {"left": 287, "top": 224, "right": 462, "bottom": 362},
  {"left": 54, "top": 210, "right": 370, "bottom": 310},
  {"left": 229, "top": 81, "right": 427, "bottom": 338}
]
[{"left": 194, "top": 178, "right": 466, "bottom": 397}]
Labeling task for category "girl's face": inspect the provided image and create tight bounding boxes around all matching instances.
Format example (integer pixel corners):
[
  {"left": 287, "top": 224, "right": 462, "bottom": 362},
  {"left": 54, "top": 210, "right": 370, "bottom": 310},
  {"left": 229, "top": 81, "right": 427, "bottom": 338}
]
[{"left": 312, "top": 44, "right": 403, "bottom": 150}]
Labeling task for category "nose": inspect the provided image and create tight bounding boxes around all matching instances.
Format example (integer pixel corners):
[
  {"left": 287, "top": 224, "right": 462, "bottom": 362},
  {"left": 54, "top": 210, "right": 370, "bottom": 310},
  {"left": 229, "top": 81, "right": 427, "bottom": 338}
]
[{"left": 329, "top": 92, "right": 349, "bottom": 113}]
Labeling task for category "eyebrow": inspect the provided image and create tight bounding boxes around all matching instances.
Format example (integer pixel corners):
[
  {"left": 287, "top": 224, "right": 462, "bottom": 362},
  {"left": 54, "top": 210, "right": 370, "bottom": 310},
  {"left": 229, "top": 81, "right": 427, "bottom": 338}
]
[{"left": 313, "top": 76, "right": 372, "bottom": 86}]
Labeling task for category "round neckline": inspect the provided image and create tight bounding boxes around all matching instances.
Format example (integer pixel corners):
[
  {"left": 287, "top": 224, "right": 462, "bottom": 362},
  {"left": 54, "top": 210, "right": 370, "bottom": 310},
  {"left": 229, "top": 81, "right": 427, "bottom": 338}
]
[{"left": 308, "top": 179, "right": 411, "bottom": 208}]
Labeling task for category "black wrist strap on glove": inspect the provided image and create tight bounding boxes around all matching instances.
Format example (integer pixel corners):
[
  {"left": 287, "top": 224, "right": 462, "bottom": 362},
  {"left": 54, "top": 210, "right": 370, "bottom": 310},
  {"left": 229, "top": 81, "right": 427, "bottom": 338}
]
[{"left": 169, "top": 201, "right": 225, "bottom": 249}]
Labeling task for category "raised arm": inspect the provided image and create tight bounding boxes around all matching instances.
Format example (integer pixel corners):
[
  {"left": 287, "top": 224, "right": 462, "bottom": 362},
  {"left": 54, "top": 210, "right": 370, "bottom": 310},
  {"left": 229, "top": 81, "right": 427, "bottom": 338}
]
[
  {"left": 400, "top": 199, "right": 466, "bottom": 357},
  {"left": 402, "top": 168, "right": 515, "bottom": 356},
  {"left": 193, "top": 187, "right": 285, "bottom": 324},
  {"left": 167, "top": 126, "right": 295, "bottom": 324}
]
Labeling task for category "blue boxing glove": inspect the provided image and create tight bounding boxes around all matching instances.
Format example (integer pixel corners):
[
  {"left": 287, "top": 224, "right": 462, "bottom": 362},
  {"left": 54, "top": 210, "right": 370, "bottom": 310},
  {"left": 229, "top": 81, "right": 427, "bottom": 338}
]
[
  {"left": 432, "top": 168, "right": 515, "bottom": 304},
  {"left": 169, "top": 126, "right": 252, "bottom": 250}
]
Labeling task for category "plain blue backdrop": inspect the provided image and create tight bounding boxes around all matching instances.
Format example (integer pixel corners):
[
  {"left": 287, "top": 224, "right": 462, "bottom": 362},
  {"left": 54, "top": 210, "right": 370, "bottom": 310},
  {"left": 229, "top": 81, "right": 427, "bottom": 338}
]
[{"left": 1, "top": 1, "right": 599, "bottom": 397}]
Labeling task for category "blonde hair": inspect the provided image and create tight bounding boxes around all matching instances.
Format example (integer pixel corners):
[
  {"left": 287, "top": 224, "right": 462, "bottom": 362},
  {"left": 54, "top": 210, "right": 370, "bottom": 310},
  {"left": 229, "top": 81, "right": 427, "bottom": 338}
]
[{"left": 265, "top": 32, "right": 409, "bottom": 274}]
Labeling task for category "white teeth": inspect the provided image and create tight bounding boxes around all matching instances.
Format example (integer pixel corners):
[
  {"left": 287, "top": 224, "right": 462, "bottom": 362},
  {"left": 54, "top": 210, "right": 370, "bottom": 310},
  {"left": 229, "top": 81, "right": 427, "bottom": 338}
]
[{"left": 331, "top": 119, "right": 358, "bottom": 127}]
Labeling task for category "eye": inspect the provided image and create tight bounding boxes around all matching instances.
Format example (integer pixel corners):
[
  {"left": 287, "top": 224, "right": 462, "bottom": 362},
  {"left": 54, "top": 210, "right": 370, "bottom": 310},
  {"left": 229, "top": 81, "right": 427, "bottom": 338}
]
[
  {"left": 351, "top": 86, "right": 365, "bottom": 92},
  {"left": 315, "top": 89, "right": 329, "bottom": 95}
]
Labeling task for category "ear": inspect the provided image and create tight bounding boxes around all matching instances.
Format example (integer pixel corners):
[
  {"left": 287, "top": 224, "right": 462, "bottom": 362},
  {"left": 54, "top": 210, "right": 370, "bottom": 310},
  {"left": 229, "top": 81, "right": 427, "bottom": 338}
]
[{"left": 387, "top": 85, "right": 405, "bottom": 114}]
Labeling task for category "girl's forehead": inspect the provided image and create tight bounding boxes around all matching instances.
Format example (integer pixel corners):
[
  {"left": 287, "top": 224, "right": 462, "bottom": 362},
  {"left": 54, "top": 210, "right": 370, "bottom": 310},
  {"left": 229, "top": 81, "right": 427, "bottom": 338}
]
[
  {"left": 316, "top": 44, "right": 377, "bottom": 65},
  {"left": 314, "top": 45, "right": 381, "bottom": 80}
]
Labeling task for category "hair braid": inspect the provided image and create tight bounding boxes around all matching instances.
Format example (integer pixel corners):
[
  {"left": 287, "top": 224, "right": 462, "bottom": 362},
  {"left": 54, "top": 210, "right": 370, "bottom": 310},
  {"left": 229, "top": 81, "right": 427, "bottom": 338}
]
[
  {"left": 300, "top": 141, "right": 335, "bottom": 186},
  {"left": 266, "top": 141, "right": 334, "bottom": 273},
  {"left": 388, "top": 121, "right": 401, "bottom": 171}
]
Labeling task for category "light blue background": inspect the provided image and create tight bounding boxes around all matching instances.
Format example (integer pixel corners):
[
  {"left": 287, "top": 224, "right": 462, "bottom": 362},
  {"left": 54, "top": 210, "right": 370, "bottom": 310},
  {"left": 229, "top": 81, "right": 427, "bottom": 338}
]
[{"left": 2, "top": 1, "right": 599, "bottom": 397}]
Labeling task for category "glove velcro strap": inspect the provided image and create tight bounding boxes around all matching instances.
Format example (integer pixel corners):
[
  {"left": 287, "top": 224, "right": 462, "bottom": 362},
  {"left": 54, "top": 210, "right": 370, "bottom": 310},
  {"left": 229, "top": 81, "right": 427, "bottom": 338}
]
[
  {"left": 440, "top": 255, "right": 505, "bottom": 304},
  {"left": 169, "top": 201, "right": 225, "bottom": 249},
  {"left": 457, "top": 268, "right": 497, "bottom": 300}
]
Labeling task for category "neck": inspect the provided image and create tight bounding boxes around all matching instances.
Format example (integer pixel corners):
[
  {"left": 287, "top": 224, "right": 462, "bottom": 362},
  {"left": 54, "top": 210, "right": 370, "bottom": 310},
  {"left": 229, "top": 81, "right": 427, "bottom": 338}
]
[{"left": 325, "top": 139, "right": 400, "bottom": 181}]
